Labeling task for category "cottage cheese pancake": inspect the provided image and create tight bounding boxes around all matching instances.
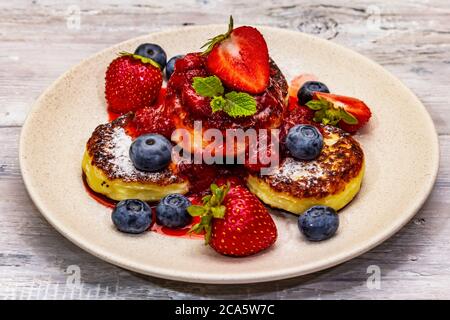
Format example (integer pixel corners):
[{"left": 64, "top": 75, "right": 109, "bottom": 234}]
[
  {"left": 246, "top": 125, "right": 365, "bottom": 214},
  {"left": 82, "top": 114, "right": 188, "bottom": 201}
]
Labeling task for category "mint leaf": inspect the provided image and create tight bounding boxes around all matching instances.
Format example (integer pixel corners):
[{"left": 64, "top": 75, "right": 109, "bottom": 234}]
[
  {"left": 223, "top": 91, "right": 257, "bottom": 117},
  {"left": 192, "top": 76, "right": 224, "bottom": 98},
  {"left": 210, "top": 96, "right": 226, "bottom": 113},
  {"left": 192, "top": 76, "right": 257, "bottom": 118}
]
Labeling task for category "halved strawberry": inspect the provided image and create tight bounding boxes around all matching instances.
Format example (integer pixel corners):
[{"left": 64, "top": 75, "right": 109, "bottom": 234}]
[
  {"left": 306, "top": 92, "right": 372, "bottom": 134},
  {"left": 203, "top": 17, "right": 270, "bottom": 94},
  {"left": 187, "top": 181, "right": 277, "bottom": 257}
]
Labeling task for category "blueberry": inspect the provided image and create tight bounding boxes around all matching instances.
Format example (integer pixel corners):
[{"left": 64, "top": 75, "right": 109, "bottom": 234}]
[
  {"left": 134, "top": 43, "right": 167, "bottom": 69},
  {"left": 297, "top": 81, "right": 330, "bottom": 105},
  {"left": 156, "top": 194, "right": 192, "bottom": 228},
  {"left": 286, "top": 124, "right": 323, "bottom": 160},
  {"left": 165, "top": 55, "right": 184, "bottom": 80},
  {"left": 298, "top": 205, "right": 339, "bottom": 241},
  {"left": 112, "top": 199, "right": 152, "bottom": 234},
  {"left": 129, "top": 134, "right": 172, "bottom": 172}
]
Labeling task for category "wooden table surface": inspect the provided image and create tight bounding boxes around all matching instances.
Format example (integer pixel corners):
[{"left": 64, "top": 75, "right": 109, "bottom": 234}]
[{"left": 1, "top": 0, "right": 449, "bottom": 299}]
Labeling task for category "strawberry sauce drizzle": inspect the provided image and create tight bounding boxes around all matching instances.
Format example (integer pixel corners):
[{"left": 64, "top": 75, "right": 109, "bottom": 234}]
[{"left": 82, "top": 173, "right": 204, "bottom": 239}]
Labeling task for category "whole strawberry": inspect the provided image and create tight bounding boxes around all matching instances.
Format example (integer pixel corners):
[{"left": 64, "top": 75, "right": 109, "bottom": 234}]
[
  {"left": 188, "top": 181, "right": 277, "bottom": 257},
  {"left": 105, "top": 52, "right": 163, "bottom": 114}
]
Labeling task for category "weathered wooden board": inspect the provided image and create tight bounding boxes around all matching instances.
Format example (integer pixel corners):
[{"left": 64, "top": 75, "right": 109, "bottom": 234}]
[{"left": 1, "top": 0, "right": 449, "bottom": 299}]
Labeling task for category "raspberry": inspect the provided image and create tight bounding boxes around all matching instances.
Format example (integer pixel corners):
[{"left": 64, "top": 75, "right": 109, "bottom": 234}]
[
  {"left": 181, "top": 83, "right": 212, "bottom": 117},
  {"left": 177, "top": 162, "right": 219, "bottom": 194},
  {"left": 133, "top": 106, "right": 174, "bottom": 139}
]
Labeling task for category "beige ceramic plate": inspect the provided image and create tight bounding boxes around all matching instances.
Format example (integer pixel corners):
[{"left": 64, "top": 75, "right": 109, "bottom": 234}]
[{"left": 20, "top": 25, "right": 439, "bottom": 284}]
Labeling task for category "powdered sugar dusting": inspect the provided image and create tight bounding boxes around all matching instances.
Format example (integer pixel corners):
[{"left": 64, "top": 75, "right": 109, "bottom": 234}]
[
  {"left": 272, "top": 157, "right": 326, "bottom": 189},
  {"left": 109, "top": 127, "right": 136, "bottom": 177}
]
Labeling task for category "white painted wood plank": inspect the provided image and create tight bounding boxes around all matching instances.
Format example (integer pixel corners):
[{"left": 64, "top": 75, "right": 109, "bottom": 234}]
[{"left": 1, "top": 0, "right": 449, "bottom": 299}]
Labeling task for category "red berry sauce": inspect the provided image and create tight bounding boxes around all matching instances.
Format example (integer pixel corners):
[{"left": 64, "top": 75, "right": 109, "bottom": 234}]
[{"left": 164, "top": 53, "right": 288, "bottom": 131}]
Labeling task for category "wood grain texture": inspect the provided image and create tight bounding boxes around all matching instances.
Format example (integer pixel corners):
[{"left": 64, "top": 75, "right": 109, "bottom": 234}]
[{"left": 1, "top": 0, "right": 449, "bottom": 299}]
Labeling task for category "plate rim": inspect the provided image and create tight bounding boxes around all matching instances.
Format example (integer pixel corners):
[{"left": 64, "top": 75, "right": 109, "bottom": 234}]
[{"left": 19, "top": 25, "right": 440, "bottom": 284}]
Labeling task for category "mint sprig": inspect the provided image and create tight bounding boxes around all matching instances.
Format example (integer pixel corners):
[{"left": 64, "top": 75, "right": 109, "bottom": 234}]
[
  {"left": 306, "top": 98, "right": 358, "bottom": 126},
  {"left": 192, "top": 76, "right": 257, "bottom": 118}
]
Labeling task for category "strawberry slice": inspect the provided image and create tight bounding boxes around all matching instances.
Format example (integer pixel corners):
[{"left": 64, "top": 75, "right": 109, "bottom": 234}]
[
  {"left": 306, "top": 92, "right": 372, "bottom": 134},
  {"left": 203, "top": 16, "right": 270, "bottom": 94},
  {"left": 187, "top": 181, "right": 277, "bottom": 257}
]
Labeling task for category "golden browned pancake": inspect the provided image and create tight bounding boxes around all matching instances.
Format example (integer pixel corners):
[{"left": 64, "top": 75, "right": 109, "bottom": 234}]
[
  {"left": 246, "top": 125, "right": 365, "bottom": 214},
  {"left": 82, "top": 114, "right": 188, "bottom": 201}
]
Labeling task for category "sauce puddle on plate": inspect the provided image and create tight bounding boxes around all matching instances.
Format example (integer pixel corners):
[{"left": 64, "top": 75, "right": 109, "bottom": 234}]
[{"left": 82, "top": 173, "right": 204, "bottom": 239}]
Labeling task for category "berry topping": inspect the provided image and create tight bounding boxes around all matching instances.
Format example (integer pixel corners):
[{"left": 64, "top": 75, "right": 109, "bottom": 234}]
[
  {"left": 105, "top": 53, "right": 163, "bottom": 114},
  {"left": 286, "top": 124, "right": 323, "bottom": 160},
  {"left": 134, "top": 43, "right": 167, "bottom": 69},
  {"left": 133, "top": 104, "right": 175, "bottom": 139},
  {"left": 203, "top": 16, "right": 270, "bottom": 94},
  {"left": 297, "top": 81, "right": 330, "bottom": 105},
  {"left": 129, "top": 134, "right": 172, "bottom": 172},
  {"left": 181, "top": 82, "right": 212, "bottom": 117},
  {"left": 188, "top": 182, "right": 277, "bottom": 257},
  {"left": 298, "top": 206, "right": 339, "bottom": 241},
  {"left": 156, "top": 194, "right": 192, "bottom": 228},
  {"left": 112, "top": 199, "right": 152, "bottom": 234},
  {"left": 174, "top": 52, "right": 205, "bottom": 72},
  {"left": 165, "top": 54, "right": 184, "bottom": 80},
  {"left": 306, "top": 92, "right": 372, "bottom": 133},
  {"left": 176, "top": 161, "right": 218, "bottom": 194}
]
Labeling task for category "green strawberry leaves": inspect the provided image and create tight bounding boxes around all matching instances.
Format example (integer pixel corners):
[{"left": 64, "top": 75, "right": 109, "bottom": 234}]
[
  {"left": 187, "top": 183, "right": 230, "bottom": 244},
  {"left": 192, "top": 76, "right": 257, "bottom": 118},
  {"left": 201, "top": 16, "right": 234, "bottom": 55},
  {"left": 306, "top": 98, "right": 358, "bottom": 126},
  {"left": 118, "top": 51, "right": 162, "bottom": 70}
]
